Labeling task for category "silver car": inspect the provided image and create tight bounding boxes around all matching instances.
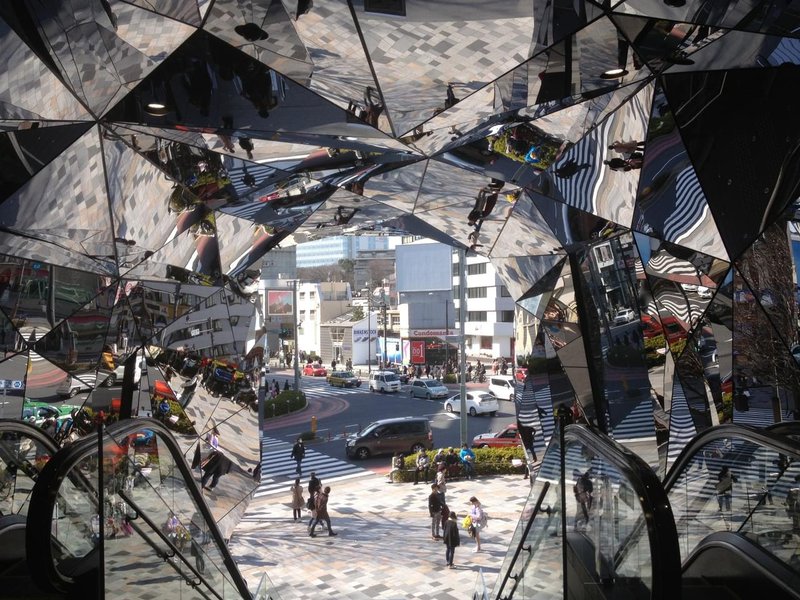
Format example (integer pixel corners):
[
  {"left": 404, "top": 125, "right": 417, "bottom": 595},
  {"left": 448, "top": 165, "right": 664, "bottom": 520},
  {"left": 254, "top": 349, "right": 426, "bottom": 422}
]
[{"left": 409, "top": 378, "right": 449, "bottom": 399}]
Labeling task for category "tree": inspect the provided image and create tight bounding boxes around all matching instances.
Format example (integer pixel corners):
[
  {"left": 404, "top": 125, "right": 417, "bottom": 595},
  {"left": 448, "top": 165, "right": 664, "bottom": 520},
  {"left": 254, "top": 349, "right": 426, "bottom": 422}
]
[{"left": 352, "top": 306, "right": 364, "bottom": 321}]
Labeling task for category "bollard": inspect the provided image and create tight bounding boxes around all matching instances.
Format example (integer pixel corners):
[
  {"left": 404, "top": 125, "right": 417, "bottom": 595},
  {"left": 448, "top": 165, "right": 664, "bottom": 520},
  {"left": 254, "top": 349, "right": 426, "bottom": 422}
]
[{"left": 311, "top": 415, "right": 317, "bottom": 435}]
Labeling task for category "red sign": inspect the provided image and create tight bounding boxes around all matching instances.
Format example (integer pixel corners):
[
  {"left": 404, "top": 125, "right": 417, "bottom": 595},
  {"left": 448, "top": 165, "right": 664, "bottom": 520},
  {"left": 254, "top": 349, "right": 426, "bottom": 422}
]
[{"left": 410, "top": 341, "right": 426, "bottom": 364}]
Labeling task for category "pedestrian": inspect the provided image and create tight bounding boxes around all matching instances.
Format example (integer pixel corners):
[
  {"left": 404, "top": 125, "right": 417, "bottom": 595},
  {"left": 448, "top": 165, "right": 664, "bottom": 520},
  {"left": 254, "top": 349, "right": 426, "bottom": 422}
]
[
  {"left": 443, "top": 511, "right": 461, "bottom": 568},
  {"left": 290, "top": 478, "right": 304, "bottom": 521},
  {"left": 573, "top": 469, "right": 593, "bottom": 528},
  {"left": 436, "top": 464, "right": 447, "bottom": 503},
  {"left": 445, "top": 448, "right": 461, "bottom": 479},
  {"left": 785, "top": 474, "right": 800, "bottom": 532},
  {"left": 309, "top": 486, "right": 337, "bottom": 537},
  {"left": 468, "top": 496, "right": 485, "bottom": 552},
  {"left": 387, "top": 452, "right": 404, "bottom": 483},
  {"left": 414, "top": 449, "right": 430, "bottom": 485},
  {"left": 291, "top": 437, "right": 306, "bottom": 477},
  {"left": 206, "top": 427, "right": 220, "bottom": 452},
  {"left": 428, "top": 483, "right": 444, "bottom": 540},
  {"left": 716, "top": 466, "right": 737, "bottom": 511},
  {"left": 200, "top": 451, "right": 231, "bottom": 491},
  {"left": 433, "top": 448, "right": 446, "bottom": 471},
  {"left": 307, "top": 472, "right": 323, "bottom": 531},
  {"left": 459, "top": 443, "right": 476, "bottom": 481},
  {"left": 283, "top": 379, "right": 290, "bottom": 391}
]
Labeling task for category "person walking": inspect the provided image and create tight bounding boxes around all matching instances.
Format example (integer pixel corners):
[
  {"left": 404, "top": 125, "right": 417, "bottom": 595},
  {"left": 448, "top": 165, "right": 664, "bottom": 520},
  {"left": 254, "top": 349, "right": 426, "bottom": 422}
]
[
  {"left": 310, "top": 486, "right": 336, "bottom": 537},
  {"left": 573, "top": 469, "right": 594, "bottom": 528},
  {"left": 307, "top": 472, "right": 322, "bottom": 531},
  {"left": 414, "top": 449, "right": 430, "bottom": 485},
  {"left": 290, "top": 478, "right": 304, "bottom": 521},
  {"left": 291, "top": 437, "right": 306, "bottom": 477},
  {"left": 468, "top": 496, "right": 485, "bottom": 552},
  {"left": 428, "top": 483, "right": 444, "bottom": 540},
  {"left": 443, "top": 511, "right": 461, "bottom": 568},
  {"left": 716, "top": 466, "right": 737, "bottom": 511}
]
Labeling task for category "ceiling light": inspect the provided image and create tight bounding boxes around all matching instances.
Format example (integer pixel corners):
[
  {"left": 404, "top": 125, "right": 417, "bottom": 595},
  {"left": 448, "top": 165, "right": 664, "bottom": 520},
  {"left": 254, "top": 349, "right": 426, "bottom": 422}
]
[
  {"left": 144, "top": 102, "right": 169, "bottom": 116},
  {"left": 600, "top": 68, "right": 628, "bottom": 79}
]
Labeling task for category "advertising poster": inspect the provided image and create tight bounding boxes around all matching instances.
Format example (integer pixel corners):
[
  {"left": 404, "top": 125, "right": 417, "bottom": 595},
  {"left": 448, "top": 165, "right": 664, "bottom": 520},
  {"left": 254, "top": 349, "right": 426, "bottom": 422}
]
[{"left": 267, "top": 290, "right": 293, "bottom": 315}]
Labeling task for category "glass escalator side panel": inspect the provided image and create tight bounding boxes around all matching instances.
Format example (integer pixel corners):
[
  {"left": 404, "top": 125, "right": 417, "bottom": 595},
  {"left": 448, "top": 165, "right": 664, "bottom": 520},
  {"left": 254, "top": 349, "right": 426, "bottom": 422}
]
[
  {"left": 0, "top": 426, "right": 57, "bottom": 518},
  {"left": 103, "top": 426, "right": 240, "bottom": 597},
  {"left": 667, "top": 433, "right": 800, "bottom": 572}
]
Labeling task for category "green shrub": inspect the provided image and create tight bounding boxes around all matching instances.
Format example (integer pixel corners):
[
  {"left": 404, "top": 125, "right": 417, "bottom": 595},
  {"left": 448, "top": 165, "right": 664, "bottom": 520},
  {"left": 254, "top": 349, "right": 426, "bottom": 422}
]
[
  {"left": 149, "top": 397, "right": 195, "bottom": 434},
  {"left": 299, "top": 430, "right": 316, "bottom": 441},
  {"left": 393, "top": 446, "right": 527, "bottom": 482},
  {"left": 443, "top": 373, "right": 457, "bottom": 384},
  {"left": 262, "top": 390, "right": 307, "bottom": 419}
]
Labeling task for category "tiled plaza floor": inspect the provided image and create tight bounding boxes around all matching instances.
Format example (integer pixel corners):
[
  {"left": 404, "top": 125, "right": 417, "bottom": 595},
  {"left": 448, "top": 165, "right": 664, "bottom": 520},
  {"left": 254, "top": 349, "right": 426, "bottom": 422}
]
[{"left": 231, "top": 473, "right": 531, "bottom": 599}]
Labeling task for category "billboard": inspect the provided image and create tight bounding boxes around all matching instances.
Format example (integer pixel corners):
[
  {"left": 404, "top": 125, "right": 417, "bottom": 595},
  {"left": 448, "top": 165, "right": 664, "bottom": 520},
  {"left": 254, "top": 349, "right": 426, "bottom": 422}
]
[
  {"left": 410, "top": 340, "right": 426, "bottom": 364},
  {"left": 396, "top": 243, "right": 452, "bottom": 292},
  {"left": 267, "top": 290, "right": 293, "bottom": 315}
]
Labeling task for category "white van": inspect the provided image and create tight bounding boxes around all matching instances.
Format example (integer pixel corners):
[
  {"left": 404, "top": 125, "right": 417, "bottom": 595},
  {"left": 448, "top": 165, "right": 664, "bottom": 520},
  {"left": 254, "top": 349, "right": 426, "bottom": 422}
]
[
  {"left": 488, "top": 375, "right": 515, "bottom": 401},
  {"left": 369, "top": 370, "right": 401, "bottom": 393}
]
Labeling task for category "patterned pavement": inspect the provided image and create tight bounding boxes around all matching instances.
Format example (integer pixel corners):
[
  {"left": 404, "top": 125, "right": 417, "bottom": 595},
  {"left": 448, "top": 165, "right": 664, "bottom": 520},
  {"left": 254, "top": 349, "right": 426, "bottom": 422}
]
[{"left": 231, "top": 473, "right": 531, "bottom": 599}]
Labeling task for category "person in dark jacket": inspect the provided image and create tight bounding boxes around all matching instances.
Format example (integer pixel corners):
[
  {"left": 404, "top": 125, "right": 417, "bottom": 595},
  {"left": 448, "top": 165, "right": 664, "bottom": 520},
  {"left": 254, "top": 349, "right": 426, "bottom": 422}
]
[
  {"left": 291, "top": 438, "right": 305, "bottom": 477},
  {"left": 428, "top": 483, "right": 444, "bottom": 539},
  {"left": 307, "top": 472, "right": 323, "bottom": 531},
  {"left": 200, "top": 451, "right": 231, "bottom": 490},
  {"left": 442, "top": 511, "right": 461, "bottom": 567}
]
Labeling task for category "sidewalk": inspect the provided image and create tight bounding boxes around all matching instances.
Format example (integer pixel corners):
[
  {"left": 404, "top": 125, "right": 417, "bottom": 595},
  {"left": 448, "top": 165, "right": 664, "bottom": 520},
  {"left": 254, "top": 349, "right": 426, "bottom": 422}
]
[{"left": 231, "top": 473, "right": 531, "bottom": 599}]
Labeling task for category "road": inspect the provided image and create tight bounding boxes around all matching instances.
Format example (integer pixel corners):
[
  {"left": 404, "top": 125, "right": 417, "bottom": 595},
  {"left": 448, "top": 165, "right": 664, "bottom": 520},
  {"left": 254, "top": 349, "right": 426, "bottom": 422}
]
[{"left": 253, "top": 372, "right": 520, "bottom": 496}]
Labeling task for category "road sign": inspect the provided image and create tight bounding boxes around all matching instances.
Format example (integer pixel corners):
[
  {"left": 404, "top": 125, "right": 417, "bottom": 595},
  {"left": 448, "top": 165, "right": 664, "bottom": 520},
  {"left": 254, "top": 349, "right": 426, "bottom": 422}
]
[{"left": 11, "top": 380, "right": 23, "bottom": 389}]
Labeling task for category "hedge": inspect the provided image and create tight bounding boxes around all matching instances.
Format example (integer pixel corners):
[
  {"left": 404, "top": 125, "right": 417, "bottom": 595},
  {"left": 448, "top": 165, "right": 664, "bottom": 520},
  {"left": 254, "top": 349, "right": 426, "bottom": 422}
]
[
  {"left": 261, "top": 390, "right": 307, "bottom": 419},
  {"left": 391, "top": 446, "right": 528, "bottom": 482}
]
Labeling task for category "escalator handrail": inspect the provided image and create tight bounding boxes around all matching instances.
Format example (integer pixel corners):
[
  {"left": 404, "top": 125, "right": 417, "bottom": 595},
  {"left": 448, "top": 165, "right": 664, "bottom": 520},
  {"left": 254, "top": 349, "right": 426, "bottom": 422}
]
[
  {"left": 493, "top": 481, "right": 551, "bottom": 600},
  {"left": 683, "top": 531, "right": 800, "bottom": 598},
  {"left": 565, "top": 424, "right": 682, "bottom": 599},
  {"left": 0, "top": 418, "right": 60, "bottom": 462},
  {"left": 27, "top": 417, "right": 252, "bottom": 599},
  {"left": 765, "top": 421, "right": 800, "bottom": 439},
  {"left": 663, "top": 423, "right": 800, "bottom": 492}
]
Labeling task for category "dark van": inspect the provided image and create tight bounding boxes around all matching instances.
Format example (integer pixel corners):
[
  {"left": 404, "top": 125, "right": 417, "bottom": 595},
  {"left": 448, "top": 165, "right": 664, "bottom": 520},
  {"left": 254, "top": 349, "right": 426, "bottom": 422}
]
[{"left": 345, "top": 417, "right": 433, "bottom": 460}]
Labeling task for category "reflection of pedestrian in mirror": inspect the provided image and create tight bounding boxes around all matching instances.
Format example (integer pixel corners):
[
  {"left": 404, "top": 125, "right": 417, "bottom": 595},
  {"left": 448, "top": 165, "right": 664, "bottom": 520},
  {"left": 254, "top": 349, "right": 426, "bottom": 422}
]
[
  {"left": 716, "top": 466, "right": 737, "bottom": 511},
  {"left": 444, "top": 83, "right": 459, "bottom": 109},
  {"left": 573, "top": 469, "right": 593, "bottom": 529},
  {"left": 554, "top": 159, "right": 592, "bottom": 179},
  {"left": 609, "top": 140, "right": 645, "bottom": 155}
]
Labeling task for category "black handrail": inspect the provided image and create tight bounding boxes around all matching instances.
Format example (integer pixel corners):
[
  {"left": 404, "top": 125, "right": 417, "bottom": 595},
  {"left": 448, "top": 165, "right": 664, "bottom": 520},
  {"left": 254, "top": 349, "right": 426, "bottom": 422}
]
[
  {"left": 119, "top": 490, "right": 221, "bottom": 600},
  {"left": 664, "top": 423, "right": 800, "bottom": 491},
  {"left": 765, "top": 420, "right": 800, "bottom": 439},
  {"left": 564, "top": 425, "right": 681, "bottom": 600},
  {"left": 27, "top": 417, "right": 252, "bottom": 598},
  {"left": 494, "top": 481, "right": 551, "bottom": 600}
]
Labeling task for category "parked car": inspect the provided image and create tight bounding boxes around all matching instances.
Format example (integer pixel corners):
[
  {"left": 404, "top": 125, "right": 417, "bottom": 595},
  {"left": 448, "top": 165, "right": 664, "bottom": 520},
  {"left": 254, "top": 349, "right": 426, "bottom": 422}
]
[
  {"left": 613, "top": 308, "right": 637, "bottom": 325},
  {"left": 303, "top": 363, "right": 327, "bottom": 377},
  {"left": 327, "top": 370, "right": 361, "bottom": 388},
  {"left": 443, "top": 392, "right": 499, "bottom": 416},
  {"left": 640, "top": 313, "right": 663, "bottom": 339},
  {"left": 471, "top": 423, "right": 522, "bottom": 448},
  {"left": 409, "top": 378, "right": 449, "bottom": 399},
  {"left": 345, "top": 416, "right": 433, "bottom": 459},
  {"left": 696, "top": 286, "right": 714, "bottom": 299}
]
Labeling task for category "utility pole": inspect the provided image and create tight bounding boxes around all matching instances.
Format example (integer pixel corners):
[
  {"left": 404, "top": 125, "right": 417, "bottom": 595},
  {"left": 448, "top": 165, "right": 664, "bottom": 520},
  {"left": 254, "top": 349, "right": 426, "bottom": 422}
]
[
  {"left": 458, "top": 247, "right": 468, "bottom": 446},
  {"left": 382, "top": 301, "right": 388, "bottom": 367},
  {"left": 292, "top": 278, "right": 300, "bottom": 391}
]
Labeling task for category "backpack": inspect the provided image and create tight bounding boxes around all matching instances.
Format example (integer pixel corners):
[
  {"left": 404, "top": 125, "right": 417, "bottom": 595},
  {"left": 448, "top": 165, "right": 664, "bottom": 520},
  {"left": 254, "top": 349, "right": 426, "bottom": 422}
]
[{"left": 478, "top": 508, "right": 488, "bottom": 528}]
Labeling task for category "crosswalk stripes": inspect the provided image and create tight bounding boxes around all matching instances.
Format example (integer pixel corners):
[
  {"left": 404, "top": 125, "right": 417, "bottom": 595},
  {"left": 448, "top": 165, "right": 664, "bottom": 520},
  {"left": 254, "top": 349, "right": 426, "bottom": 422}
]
[
  {"left": 298, "top": 377, "right": 369, "bottom": 397},
  {"left": 666, "top": 382, "right": 697, "bottom": 470},
  {"left": 609, "top": 398, "right": 657, "bottom": 442},
  {"left": 733, "top": 406, "right": 789, "bottom": 429},
  {"left": 253, "top": 436, "right": 370, "bottom": 498}
]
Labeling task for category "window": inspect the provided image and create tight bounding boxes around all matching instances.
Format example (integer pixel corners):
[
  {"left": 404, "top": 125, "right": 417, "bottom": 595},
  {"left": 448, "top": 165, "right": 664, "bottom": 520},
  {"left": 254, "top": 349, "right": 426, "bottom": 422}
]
[
  {"left": 299, "top": 292, "right": 305, "bottom": 299},
  {"left": 467, "top": 287, "right": 487, "bottom": 299},
  {"left": 499, "top": 310, "right": 514, "bottom": 323},
  {"left": 467, "top": 311, "right": 487, "bottom": 322},
  {"left": 467, "top": 262, "right": 487, "bottom": 275},
  {"left": 500, "top": 285, "right": 511, "bottom": 297},
  {"left": 480, "top": 336, "right": 492, "bottom": 349},
  {"left": 309, "top": 291, "right": 316, "bottom": 299},
  {"left": 309, "top": 309, "right": 316, "bottom": 319}
]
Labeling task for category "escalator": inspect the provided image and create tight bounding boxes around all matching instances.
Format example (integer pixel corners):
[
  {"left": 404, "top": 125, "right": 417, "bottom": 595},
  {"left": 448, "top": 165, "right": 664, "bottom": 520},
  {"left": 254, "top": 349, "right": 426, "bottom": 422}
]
[
  {"left": 0, "top": 419, "right": 62, "bottom": 597},
  {"left": 490, "top": 422, "right": 800, "bottom": 600},
  {"left": 664, "top": 423, "right": 800, "bottom": 599},
  {"left": 22, "top": 418, "right": 251, "bottom": 598}
]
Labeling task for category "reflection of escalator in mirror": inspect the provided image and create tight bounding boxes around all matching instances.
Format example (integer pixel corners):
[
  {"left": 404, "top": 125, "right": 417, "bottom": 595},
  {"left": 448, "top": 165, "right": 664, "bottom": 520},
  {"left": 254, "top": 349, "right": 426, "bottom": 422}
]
[
  {"left": 0, "top": 420, "right": 60, "bottom": 596},
  {"left": 26, "top": 418, "right": 250, "bottom": 598},
  {"left": 664, "top": 424, "right": 800, "bottom": 588},
  {"left": 682, "top": 531, "right": 800, "bottom": 599}
]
